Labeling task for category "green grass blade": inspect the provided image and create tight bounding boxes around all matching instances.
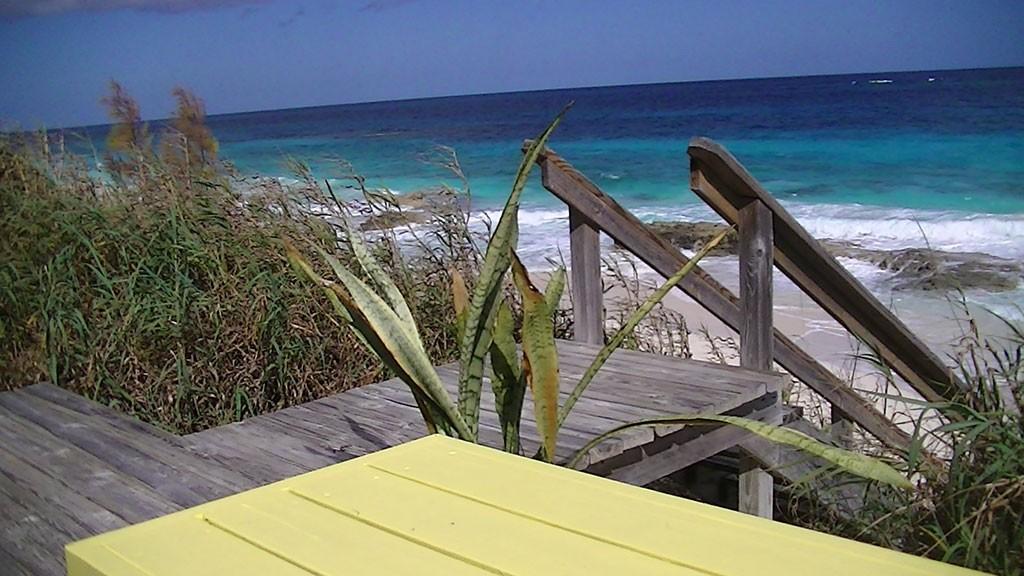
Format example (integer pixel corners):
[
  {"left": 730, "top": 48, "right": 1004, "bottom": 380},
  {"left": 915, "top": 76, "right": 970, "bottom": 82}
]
[
  {"left": 512, "top": 253, "right": 560, "bottom": 462},
  {"left": 569, "top": 414, "right": 914, "bottom": 490},
  {"left": 457, "top": 104, "right": 571, "bottom": 438},
  {"left": 489, "top": 298, "right": 524, "bottom": 453},
  {"left": 558, "top": 228, "right": 731, "bottom": 427}
]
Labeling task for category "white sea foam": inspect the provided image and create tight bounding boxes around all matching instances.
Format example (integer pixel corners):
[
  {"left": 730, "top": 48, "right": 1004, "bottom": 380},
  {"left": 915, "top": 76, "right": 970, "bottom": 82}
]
[
  {"left": 505, "top": 202, "right": 1024, "bottom": 264},
  {"left": 786, "top": 204, "right": 1024, "bottom": 259},
  {"left": 501, "top": 202, "right": 1024, "bottom": 320},
  {"left": 628, "top": 202, "right": 1024, "bottom": 260}
]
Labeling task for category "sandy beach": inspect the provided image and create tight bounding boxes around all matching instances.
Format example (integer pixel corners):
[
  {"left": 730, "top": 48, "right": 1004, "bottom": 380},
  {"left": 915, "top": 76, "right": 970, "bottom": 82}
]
[{"left": 549, "top": 247, "right": 1019, "bottom": 437}]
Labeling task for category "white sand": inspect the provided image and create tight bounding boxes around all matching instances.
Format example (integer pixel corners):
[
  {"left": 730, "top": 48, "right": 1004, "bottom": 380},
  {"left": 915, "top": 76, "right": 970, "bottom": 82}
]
[{"left": 540, "top": 254, "right": 1016, "bottom": 439}]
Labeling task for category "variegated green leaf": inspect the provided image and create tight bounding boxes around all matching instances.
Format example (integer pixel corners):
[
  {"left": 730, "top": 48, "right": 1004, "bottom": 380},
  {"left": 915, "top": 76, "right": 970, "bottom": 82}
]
[
  {"left": 338, "top": 209, "right": 422, "bottom": 347},
  {"left": 489, "top": 299, "right": 524, "bottom": 453},
  {"left": 569, "top": 414, "right": 914, "bottom": 490},
  {"left": 286, "top": 243, "right": 349, "bottom": 318},
  {"left": 511, "top": 253, "right": 560, "bottom": 463},
  {"left": 544, "top": 266, "right": 567, "bottom": 314},
  {"left": 313, "top": 245, "right": 472, "bottom": 440},
  {"left": 558, "top": 228, "right": 731, "bottom": 428},
  {"left": 288, "top": 243, "right": 455, "bottom": 436},
  {"left": 451, "top": 268, "right": 469, "bottom": 345},
  {"left": 457, "top": 105, "right": 571, "bottom": 438},
  {"left": 337, "top": 286, "right": 453, "bottom": 436}
]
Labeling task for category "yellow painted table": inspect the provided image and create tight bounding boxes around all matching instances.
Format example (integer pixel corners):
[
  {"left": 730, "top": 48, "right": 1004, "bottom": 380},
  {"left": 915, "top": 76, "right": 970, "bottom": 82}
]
[{"left": 67, "top": 435, "right": 984, "bottom": 575}]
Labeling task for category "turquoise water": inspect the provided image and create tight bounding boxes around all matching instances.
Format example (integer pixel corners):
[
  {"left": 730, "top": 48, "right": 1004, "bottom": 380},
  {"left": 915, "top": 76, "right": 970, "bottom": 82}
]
[{"left": 73, "top": 67, "right": 1024, "bottom": 259}]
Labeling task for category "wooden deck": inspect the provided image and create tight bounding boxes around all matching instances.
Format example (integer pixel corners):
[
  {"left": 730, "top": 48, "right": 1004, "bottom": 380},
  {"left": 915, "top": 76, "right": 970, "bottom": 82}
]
[{"left": 0, "top": 340, "right": 782, "bottom": 575}]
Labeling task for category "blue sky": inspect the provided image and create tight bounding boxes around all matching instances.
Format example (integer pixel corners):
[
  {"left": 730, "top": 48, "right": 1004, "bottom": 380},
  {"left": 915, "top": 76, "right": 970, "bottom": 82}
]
[{"left": 2, "top": 0, "right": 1023, "bottom": 128}]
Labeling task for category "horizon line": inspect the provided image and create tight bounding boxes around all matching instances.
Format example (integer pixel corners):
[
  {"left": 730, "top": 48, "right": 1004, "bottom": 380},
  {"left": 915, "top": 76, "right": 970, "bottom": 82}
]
[{"left": 39, "top": 63, "right": 1024, "bottom": 132}]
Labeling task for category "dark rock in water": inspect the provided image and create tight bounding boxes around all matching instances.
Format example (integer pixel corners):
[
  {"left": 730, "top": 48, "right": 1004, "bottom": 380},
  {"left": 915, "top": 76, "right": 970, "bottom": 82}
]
[
  {"left": 643, "top": 221, "right": 738, "bottom": 256},
  {"left": 828, "top": 245, "right": 1022, "bottom": 292},
  {"left": 358, "top": 209, "right": 429, "bottom": 232},
  {"left": 358, "top": 188, "right": 464, "bottom": 231},
  {"left": 643, "top": 220, "right": 1022, "bottom": 293},
  {"left": 396, "top": 188, "right": 468, "bottom": 213}
]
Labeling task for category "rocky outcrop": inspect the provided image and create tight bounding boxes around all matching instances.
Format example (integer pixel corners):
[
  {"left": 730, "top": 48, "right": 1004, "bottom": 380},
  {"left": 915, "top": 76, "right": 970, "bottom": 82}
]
[
  {"left": 828, "top": 245, "right": 1022, "bottom": 292},
  {"left": 358, "top": 209, "right": 429, "bottom": 231},
  {"left": 643, "top": 220, "right": 1022, "bottom": 293},
  {"left": 646, "top": 221, "right": 738, "bottom": 256},
  {"left": 358, "top": 188, "right": 462, "bottom": 231}
]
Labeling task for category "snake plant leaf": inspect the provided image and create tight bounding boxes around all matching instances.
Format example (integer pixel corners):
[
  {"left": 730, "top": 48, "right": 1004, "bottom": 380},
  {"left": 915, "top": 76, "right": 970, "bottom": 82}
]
[
  {"left": 511, "top": 253, "right": 560, "bottom": 463},
  {"left": 558, "top": 228, "right": 732, "bottom": 428},
  {"left": 338, "top": 209, "right": 422, "bottom": 347},
  {"left": 543, "top": 266, "right": 567, "bottom": 313},
  {"left": 457, "top": 104, "right": 571, "bottom": 438},
  {"left": 451, "top": 268, "right": 470, "bottom": 344},
  {"left": 313, "top": 245, "right": 472, "bottom": 440},
  {"left": 285, "top": 242, "right": 354, "bottom": 325},
  {"left": 337, "top": 286, "right": 452, "bottom": 436},
  {"left": 489, "top": 299, "right": 524, "bottom": 453},
  {"left": 409, "top": 385, "right": 455, "bottom": 436},
  {"left": 288, "top": 244, "right": 455, "bottom": 436},
  {"left": 569, "top": 414, "right": 914, "bottom": 490}
]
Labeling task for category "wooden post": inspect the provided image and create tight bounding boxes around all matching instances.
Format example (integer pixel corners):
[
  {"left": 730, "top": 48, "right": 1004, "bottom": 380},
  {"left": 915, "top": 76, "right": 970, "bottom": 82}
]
[
  {"left": 569, "top": 207, "right": 603, "bottom": 345},
  {"left": 831, "top": 404, "right": 853, "bottom": 446},
  {"left": 737, "top": 199, "right": 775, "bottom": 519},
  {"left": 739, "top": 200, "right": 773, "bottom": 371},
  {"left": 530, "top": 143, "right": 915, "bottom": 455},
  {"left": 689, "top": 137, "right": 962, "bottom": 403},
  {"left": 739, "top": 454, "right": 773, "bottom": 516}
]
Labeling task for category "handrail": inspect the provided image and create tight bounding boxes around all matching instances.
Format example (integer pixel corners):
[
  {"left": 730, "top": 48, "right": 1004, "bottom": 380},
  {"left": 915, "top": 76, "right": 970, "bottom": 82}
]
[
  {"left": 523, "top": 140, "right": 914, "bottom": 454},
  {"left": 688, "top": 137, "right": 963, "bottom": 403}
]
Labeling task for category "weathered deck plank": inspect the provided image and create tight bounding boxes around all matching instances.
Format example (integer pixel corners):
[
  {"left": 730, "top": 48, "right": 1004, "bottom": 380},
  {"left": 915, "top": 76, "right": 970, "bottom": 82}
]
[
  {"left": 0, "top": 341, "right": 781, "bottom": 575},
  {"left": 0, "top": 403, "right": 179, "bottom": 523},
  {"left": 0, "top": 391, "right": 240, "bottom": 505},
  {"left": 0, "top": 389, "right": 233, "bottom": 576}
]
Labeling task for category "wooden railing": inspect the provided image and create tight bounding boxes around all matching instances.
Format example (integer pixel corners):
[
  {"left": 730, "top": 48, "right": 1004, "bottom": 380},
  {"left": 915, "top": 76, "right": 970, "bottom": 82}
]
[
  {"left": 688, "top": 138, "right": 963, "bottom": 404},
  {"left": 525, "top": 138, "right": 962, "bottom": 458}
]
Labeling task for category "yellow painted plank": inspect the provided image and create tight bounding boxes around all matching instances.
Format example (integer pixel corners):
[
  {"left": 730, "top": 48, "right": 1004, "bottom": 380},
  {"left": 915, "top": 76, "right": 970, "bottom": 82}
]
[
  {"left": 287, "top": 464, "right": 705, "bottom": 575},
  {"left": 360, "top": 437, "right": 977, "bottom": 576},
  {"left": 67, "top": 435, "right": 988, "bottom": 576},
  {"left": 70, "top": 512, "right": 315, "bottom": 576},
  {"left": 198, "top": 492, "right": 486, "bottom": 575}
]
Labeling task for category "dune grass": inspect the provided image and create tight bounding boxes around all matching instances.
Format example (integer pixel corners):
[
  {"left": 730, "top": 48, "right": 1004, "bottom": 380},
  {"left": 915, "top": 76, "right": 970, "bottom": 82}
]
[
  {"left": 0, "top": 129, "right": 467, "bottom": 433},
  {"left": 780, "top": 308, "right": 1024, "bottom": 575}
]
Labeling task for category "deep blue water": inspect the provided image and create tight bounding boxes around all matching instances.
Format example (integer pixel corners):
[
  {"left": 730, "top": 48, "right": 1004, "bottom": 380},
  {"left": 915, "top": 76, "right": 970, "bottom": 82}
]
[{"left": 69, "top": 67, "right": 1024, "bottom": 258}]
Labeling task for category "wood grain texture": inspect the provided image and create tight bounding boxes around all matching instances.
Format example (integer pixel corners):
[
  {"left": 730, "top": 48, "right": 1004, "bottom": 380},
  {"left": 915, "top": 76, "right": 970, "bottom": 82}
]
[
  {"left": 0, "top": 388, "right": 246, "bottom": 575},
  {"left": 2, "top": 342, "right": 784, "bottom": 574},
  {"left": 738, "top": 456, "right": 774, "bottom": 518},
  {"left": 736, "top": 199, "right": 776, "bottom": 518},
  {"left": 567, "top": 206, "right": 604, "bottom": 345},
  {"left": 738, "top": 200, "right": 774, "bottom": 371},
  {"left": 688, "top": 137, "right": 961, "bottom": 403},
  {"left": 607, "top": 403, "right": 781, "bottom": 486},
  {"left": 0, "top": 391, "right": 239, "bottom": 506},
  {"left": 523, "top": 140, "right": 912, "bottom": 454},
  {"left": 740, "top": 415, "right": 866, "bottom": 516}
]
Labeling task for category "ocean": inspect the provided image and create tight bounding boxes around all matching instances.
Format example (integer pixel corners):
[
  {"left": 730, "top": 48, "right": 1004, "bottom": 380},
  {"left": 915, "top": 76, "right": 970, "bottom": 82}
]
[{"left": 72, "top": 66, "right": 1024, "bottom": 321}]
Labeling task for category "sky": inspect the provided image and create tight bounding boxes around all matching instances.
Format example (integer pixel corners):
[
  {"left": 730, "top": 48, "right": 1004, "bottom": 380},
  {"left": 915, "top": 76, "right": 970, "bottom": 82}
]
[{"left": 2, "top": 0, "right": 1023, "bottom": 128}]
